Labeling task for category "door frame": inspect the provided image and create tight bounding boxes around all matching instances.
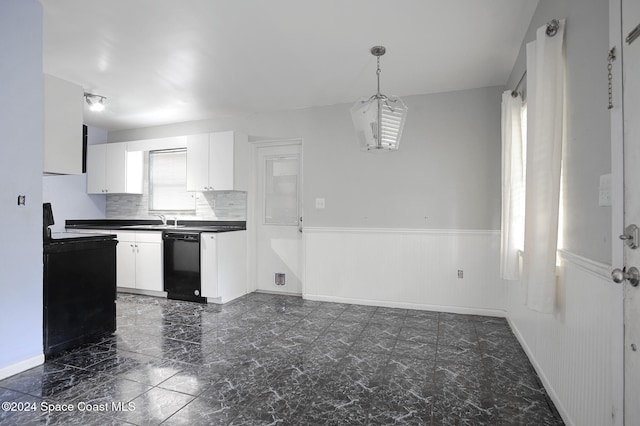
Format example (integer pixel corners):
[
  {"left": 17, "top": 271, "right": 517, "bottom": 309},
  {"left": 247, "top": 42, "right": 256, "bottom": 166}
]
[
  {"left": 247, "top": 138, "right": 304, "bottom": 295},
  {"left": 609, "top": 0, "right": 625, "bottom": 424}
]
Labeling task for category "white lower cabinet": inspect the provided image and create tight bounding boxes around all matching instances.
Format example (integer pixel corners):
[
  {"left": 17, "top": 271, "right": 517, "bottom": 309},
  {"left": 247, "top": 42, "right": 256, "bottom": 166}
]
[
  {"left": 116, "top": 231, "right": 163, "bottom": 292},
  {"left": 201, "top": 231, "right": 247, "bottom": 303}
]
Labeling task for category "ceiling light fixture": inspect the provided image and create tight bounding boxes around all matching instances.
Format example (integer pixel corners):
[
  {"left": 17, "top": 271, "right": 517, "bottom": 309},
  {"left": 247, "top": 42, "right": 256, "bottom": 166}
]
[
  {"left": 84, "top": 92, "right": 106, "bottom": 112},
  {"left": 350, "top": 46, "right": 408, "bottom": 151}
]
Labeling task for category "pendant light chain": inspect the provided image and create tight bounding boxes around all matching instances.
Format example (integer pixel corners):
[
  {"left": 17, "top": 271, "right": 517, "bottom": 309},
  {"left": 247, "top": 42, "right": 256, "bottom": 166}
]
[{"left": 376, "top": 55, "right": 381, "bottom": 96}]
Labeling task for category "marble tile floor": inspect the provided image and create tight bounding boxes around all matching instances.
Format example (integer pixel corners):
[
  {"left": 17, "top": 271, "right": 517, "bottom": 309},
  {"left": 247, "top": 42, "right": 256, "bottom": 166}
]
[{"left": 0, "top": 292, "right": 564, "bottom": 425}]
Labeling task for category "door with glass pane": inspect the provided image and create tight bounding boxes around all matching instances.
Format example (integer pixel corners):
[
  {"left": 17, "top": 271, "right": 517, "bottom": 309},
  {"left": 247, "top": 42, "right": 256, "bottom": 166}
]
[{"left": 255, "top": 143, "right": 302, "bottom": 294}]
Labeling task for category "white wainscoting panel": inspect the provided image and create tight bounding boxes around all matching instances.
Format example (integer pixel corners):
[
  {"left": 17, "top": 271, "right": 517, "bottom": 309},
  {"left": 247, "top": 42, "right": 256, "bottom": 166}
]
[
  {"left": 507, "top": 250, "right": 622, "bottom": 426},
  {"left": 303, "top": 228, "right": 505, "bottom": 315}
]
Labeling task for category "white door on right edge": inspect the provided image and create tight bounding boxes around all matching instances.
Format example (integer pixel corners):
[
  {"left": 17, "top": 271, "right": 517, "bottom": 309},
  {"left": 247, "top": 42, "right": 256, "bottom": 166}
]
[{"left": 621, "top": 0, "right": 640, "bottom": 422}]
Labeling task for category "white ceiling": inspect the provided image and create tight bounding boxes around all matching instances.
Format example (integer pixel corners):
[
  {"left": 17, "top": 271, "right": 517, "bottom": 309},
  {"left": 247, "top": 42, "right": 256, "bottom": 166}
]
[{"left": 42, "top": 0, "right": 538, "bottom": 131}]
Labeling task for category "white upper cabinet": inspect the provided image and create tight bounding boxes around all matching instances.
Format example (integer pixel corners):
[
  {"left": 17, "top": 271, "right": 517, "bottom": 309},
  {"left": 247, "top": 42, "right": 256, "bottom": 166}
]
[
  {"left": 186, "top": 131, "right": 247, "bottom": 191},
  {"left": 43, "top": 74, "right": 83, "bottom": 175},
  {"left": 186, "top": 133, "right": 211, "bottom": 191},
  {"left": 86, "top": 142, "right": 143, "bottom": 194}
]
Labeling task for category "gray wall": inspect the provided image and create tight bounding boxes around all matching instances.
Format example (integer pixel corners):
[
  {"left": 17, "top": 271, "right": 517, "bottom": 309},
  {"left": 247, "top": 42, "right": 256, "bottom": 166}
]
[
  {"left": 0, "top": 0, "right": 43, "bottom": 372},
  {"left": 507, "top": 0, "right": 611, "bottom": 263},
  {"left": 110, "top": 86, "right": 503, "bottom": 231},
  {"left": 42, "top": 125, "right": 107, "bottom": 232}
]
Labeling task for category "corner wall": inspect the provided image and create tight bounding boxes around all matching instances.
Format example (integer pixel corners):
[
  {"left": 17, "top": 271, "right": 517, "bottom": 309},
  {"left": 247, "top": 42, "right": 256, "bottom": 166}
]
[
  {"left": 505, "top": 1, "right": 622, "bottom": 424},
  {"left": 0, "top": 0, "right": 44, "bottom": 378}
]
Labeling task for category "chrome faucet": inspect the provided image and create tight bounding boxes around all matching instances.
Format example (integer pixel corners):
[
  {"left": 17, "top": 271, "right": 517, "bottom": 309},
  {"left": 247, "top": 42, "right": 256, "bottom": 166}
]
[{"left": 156, "top": 214, "right": 167, "bottom": 225}]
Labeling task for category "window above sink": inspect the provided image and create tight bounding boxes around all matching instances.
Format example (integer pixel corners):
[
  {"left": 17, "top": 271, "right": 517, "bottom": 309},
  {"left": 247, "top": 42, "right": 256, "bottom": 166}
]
[{"left": 149, "top": 149, "right": 196, "bottom": 212}]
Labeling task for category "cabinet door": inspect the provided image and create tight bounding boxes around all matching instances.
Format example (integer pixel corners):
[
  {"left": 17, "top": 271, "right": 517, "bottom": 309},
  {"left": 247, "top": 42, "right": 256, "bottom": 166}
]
[
  {"left": 200, "top": 233, "right": 218, "bottom": 298},
  {"left": 135, "top": 242, "right": 163, "bottom": 292},
  {"left": 105, "top": 142, "right": 127, "bottom": 193},
  {"left": 216, "top": 231, "right": 247, "bottom": 302},
  {"left": 125, "top": 150, "right": 144, "bottom": 194},
  {"left": 43, "top": 74, "right": 83, "bottom": 175},
  {"left": 86, "top": 144, "right": 106, "bottom": 194},
  {"left": 209, "top": 131, "right": 234, "bottom": 190},
  {"left": 116, "top": 234, "right": 136, "bottom": 288},
  {"left": 186, "top": 134, "right": 211, "bottom": 191}
]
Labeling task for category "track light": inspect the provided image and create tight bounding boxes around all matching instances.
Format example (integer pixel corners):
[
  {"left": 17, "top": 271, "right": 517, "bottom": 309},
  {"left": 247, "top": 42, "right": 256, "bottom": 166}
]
[{"left": 84, "top": 92, "right": 106, "bottom": 112}]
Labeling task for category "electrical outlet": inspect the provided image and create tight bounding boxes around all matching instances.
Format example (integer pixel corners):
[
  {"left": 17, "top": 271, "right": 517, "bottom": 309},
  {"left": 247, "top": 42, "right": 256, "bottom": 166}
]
[
  {"left": 17, "top": 195, "right": 26, "bottom": 206},
  {"left": 457, "top": 270, "right": 464, "bottom": 279},
  {"left": 599, "top": 174, "right": 611, "bottom": 207}
]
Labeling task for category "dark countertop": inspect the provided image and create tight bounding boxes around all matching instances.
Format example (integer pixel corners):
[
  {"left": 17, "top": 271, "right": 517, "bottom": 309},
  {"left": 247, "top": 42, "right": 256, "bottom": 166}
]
[{"left": 65, "top": 219, "right": 246, "bottom": 233}]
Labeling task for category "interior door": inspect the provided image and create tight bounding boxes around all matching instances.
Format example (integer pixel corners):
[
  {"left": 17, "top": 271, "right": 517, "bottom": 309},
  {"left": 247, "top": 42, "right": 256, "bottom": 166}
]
[
  {"left": 255, "top": 142, "right": 303, "bottom": 294},
  {"left": 621, "top": 0, "right": 640, "bottom": 421}
]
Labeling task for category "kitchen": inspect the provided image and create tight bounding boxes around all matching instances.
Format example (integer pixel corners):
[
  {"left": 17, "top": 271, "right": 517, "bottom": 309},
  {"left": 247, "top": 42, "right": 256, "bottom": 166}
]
[{"left": 0, "top": 0, "right": 626, "bottom": 425}]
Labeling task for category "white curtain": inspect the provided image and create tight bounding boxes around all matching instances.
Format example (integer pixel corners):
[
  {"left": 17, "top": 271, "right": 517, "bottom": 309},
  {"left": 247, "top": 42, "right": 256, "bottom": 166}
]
[
  {"left": 500, "top": 92, "right": 525, "bottom": 280},
  {"left": 523, "top": 19, "right": 566, "bottom": 313}
]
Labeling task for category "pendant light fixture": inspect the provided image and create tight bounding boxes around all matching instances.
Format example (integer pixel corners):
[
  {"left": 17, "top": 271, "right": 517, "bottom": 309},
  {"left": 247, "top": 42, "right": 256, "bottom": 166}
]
[
  {"left": 84, "top": 92, "right": 106, "bottom": 112},
  {"left": 350, "top": 46, "right": 408, "bottom": 151}
]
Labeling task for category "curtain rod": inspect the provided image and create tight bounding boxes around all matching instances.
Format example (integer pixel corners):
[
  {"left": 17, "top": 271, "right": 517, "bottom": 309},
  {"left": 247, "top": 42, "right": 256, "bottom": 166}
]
[
  {"left": 511, "top": 71, "right": 527, "bottom": 98},
  {"left": 511, "top": 18, "right": 561, "bottom": 98}
]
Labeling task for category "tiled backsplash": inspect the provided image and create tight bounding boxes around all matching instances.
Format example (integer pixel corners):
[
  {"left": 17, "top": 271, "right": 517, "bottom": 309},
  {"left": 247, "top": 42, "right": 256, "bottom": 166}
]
[
  {"left": 106, "top": 151, "right": 247, "bottom": 220},
  {"left": 106, "top": 191, "right": 246, "bottom": 220}
]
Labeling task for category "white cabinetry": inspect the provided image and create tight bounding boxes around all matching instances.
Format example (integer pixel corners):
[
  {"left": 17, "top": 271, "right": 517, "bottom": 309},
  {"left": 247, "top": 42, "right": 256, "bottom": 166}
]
[
  {"left": 186, "top": 131, "right": 247, "bottom": 191},
  {"left": 87, "top": 143, "right": 143, "bottom": 194},
  {"left": 116, "top": 232, "right": 163, "bottom": 292},
  {"left": 44, "top": 74, "right": 83, "bottom": 175},
  {"left": 201, "top": 231, "right": 247, "bottom": 303}
]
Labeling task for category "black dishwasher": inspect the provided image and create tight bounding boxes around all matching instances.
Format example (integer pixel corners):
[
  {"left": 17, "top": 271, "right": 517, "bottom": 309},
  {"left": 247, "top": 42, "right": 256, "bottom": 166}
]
[{"left": 163, "top": 231, "right": 206, "bottom": 303}]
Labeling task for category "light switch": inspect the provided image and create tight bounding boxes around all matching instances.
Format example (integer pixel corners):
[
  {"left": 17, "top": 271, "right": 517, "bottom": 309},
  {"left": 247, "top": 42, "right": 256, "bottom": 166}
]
[{"left": 315, "top": 198, "right": 325, "bottom": 209}]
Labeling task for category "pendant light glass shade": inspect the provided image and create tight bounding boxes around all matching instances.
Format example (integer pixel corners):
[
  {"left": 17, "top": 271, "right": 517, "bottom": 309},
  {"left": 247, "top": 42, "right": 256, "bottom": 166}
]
[
  {"left": 350, "top": 46, "right": 407, "bottom": 151},
  {"left": 350, "top": 94, "right": 407, "bottom": 151}
]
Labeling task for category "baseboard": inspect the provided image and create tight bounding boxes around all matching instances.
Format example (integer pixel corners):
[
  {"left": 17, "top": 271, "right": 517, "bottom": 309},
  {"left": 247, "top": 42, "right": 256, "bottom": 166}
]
[
  {"left": 506, "top": 317, "right": 573, "bottom": 426},
  {"left": 304, "top": 293, "right": 506, "bottom": 318},
  {"left": 254, "top": 289, "right": 303, "bottom": 297},
  {"left": 0, "top": 354, "right": 44, "bottom": 381},
  {"left": 117, "top": 288, "right": 167, "bottom": 298}
]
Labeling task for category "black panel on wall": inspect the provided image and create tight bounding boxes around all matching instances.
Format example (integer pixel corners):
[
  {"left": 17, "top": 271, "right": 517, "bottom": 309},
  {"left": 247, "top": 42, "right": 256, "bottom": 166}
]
[{"left": 82, "top": 124, "right": 88, "bottom": 173}]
